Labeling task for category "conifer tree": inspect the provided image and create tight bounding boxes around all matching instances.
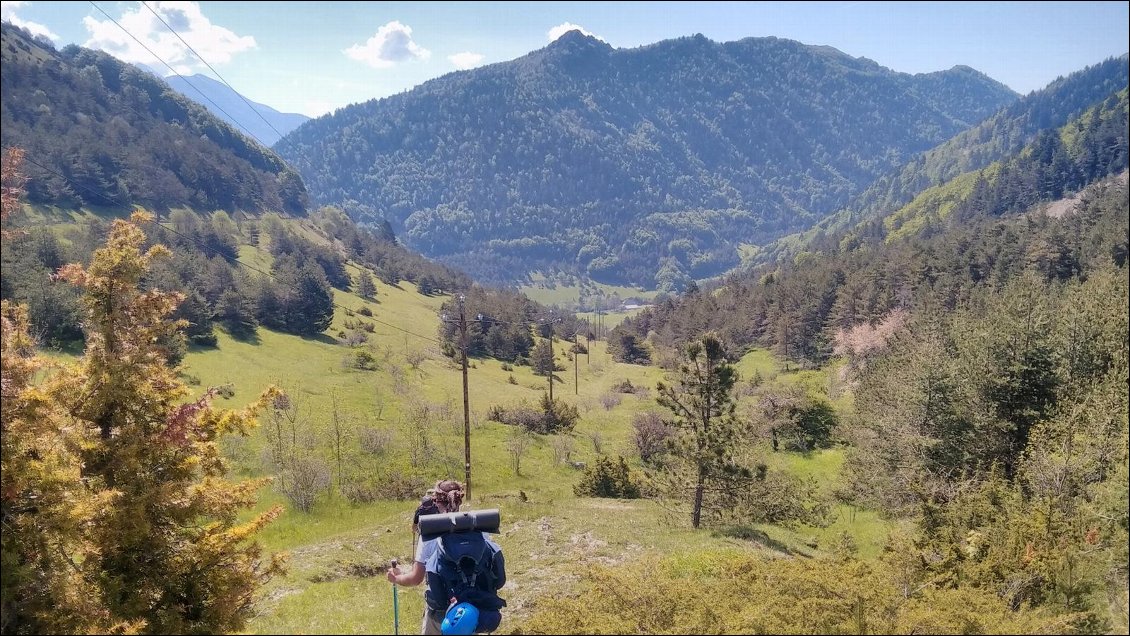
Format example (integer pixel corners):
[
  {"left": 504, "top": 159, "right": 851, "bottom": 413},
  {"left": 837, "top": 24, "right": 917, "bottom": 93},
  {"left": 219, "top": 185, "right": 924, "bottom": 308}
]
[
  {"left": 2, "top": 148, "right": 118, "bottom": 633},
  {"left": 1, "top": 301, "right": 119, "bottom": 634},
  {"left": 50, "top": 211, "right": 285, "bottom": 633},
  {"left": 656, "top": 333, "right": 748, "bottom": 528},
  {"left": 356, "top": 269, "right": 377, "bottom": 299}
]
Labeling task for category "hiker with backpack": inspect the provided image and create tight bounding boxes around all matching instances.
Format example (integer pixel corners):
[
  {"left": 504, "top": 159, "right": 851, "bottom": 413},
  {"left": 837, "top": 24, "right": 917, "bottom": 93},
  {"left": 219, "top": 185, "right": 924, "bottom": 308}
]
[{"left": 387, "top": 480, "right": 506, "bottom": 635}]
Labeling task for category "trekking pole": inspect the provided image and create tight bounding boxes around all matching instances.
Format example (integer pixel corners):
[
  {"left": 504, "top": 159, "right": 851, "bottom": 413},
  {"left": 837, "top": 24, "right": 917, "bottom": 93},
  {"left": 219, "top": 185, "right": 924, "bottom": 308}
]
[{"left": 390, "top": 558, "right": 400, "bottom": 636}]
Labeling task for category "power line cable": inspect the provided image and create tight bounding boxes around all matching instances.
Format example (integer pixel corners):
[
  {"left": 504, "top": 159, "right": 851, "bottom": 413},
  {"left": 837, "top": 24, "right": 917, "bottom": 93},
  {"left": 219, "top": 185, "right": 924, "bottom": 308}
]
[
  {"left": 11, "top": 151, "right": 442, "bottom": 345},
  {"left": 17, "top": 6, "right": 570, "bottom": 343},
  {"left": 87, "top": 1, "right": 272, "bottom": 149},
  {"left": 74, "top": 5, "right": 442, "bottom": 344},
  {"left": 139, "top": 0, "right": 290, "bottom": 144}
]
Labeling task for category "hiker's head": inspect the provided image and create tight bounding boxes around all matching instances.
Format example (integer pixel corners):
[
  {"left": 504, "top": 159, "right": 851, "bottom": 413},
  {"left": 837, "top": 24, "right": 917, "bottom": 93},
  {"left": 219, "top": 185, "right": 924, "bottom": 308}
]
[{"left": 433, "top": 480, "right": 464, "bottom": 512}]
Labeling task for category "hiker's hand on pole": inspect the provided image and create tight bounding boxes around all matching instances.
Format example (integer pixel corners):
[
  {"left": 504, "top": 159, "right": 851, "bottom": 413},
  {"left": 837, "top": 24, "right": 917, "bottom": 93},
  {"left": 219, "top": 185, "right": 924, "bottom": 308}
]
[{"left": 386, "top": 559, "right": 400, "bottom": 584}]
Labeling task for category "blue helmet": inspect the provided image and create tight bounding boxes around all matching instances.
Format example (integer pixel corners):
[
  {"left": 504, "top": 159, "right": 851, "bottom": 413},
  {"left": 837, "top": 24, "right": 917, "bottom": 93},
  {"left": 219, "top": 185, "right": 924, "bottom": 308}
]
[{"left": 441, "top": 602, "right": 479, "bottom": 636}]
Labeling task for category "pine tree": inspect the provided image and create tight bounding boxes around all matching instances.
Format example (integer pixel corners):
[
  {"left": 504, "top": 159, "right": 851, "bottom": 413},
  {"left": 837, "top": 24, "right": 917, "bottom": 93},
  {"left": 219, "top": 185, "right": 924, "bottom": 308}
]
[
  {"left": 51, "top": 212, "right": 285, "bottom": 633},
  {"left": 356, "top": 269, "right": 377, "bottom": 299},
  {"left": 655, "top": 333, "right": 748, "bottom": 528},
  {"left": 531, "top": 339, "right": 555, "bottom": 377}
]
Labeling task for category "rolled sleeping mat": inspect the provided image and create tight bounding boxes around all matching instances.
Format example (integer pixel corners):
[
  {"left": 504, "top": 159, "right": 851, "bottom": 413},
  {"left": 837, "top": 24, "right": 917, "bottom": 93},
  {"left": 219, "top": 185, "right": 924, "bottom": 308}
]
[{"left": 418, "top": 508, "right": 501, "bottom": 538}]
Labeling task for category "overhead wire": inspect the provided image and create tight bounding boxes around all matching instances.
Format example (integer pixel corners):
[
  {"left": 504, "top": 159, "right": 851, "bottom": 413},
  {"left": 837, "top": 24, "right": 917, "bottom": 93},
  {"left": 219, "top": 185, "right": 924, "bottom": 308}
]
[
  {"left": 12, "top": 6, "right": 525, "bottom": 346},
  {"left": 138, "top": 0, "right": 290, "bottom": 144},
  {"left": 87, "top": 0, "right": 272, "bottom": 149},
  {"left": 9, "top": 5, "right": 540, "bottom": 510},
  {"left": 119, "top": 1, "right": 574, "bottom": 337},
  {"left": 11, "top": 5, "right": 444, "bottom": 345}
]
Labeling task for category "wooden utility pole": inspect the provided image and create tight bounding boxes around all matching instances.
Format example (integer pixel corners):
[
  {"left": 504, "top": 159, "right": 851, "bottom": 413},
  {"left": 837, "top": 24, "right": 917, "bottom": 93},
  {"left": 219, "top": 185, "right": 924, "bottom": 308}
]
[
  {"left": 457, "top": 295, "right": 471, "bottom": 501},
  {"left": 573, "top": 333, "right": 578, "bottom": 394},
  {"left": 547, "top": 317, "right": 554, "bottom": 403}
]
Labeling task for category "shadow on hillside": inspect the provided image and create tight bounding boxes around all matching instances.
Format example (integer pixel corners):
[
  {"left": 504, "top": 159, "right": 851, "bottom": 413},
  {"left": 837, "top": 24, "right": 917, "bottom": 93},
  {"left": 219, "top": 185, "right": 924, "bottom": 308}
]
[
  {"left": 715, "top": 525, "right": 806, "bottom": 557},
  {"left": 229, "top": 331, "right": 262, "bottom": 345},
  {"left": 301, "top": 333, "right": 339, "bottom": 345},
  {"left": 207, "top": 329, "right": 261, "bottom": 346}
]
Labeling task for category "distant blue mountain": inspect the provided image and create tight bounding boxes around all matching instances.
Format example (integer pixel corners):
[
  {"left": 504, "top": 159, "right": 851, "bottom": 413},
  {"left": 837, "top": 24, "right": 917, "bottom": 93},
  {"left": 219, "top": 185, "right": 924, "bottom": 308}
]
[{"left": 164, "top": 73, "right": 309, "bottom": 147}]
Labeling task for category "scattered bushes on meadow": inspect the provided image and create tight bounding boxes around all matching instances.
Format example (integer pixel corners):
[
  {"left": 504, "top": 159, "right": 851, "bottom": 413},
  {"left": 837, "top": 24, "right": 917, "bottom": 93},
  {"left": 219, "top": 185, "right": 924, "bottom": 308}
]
[
  {"left": 520, "top": 549, "right": 1075, "bottom": 634},
  {"left": 632, "top": 411, "right": 673, "bottom": 463},
  {"left": 574, "top": 456, "right": 641, "bottom": 499},
  {"left": 280, "top": 457, "right": 331, "bottom": 513},
  {"left": 342, "top": 471, "right": 426, "bottom": 505},
  {"left": 487, "top": 393, "right": 579, "bottom": 434},
  {"left": 344, "top": 348, "right": 378, "bottom": 370}
]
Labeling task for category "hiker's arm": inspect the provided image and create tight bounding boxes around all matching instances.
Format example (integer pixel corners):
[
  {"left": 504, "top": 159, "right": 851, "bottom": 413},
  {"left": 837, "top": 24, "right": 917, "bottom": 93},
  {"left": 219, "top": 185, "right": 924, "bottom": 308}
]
[{"left": 386, "top": 560, "right": 426, "bottom": 586}]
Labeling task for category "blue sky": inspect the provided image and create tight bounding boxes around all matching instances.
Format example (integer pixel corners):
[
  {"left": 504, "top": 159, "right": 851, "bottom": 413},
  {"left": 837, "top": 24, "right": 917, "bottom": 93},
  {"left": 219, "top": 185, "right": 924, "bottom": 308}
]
[{"left": 3, "top": 1, "right": 1127, "bottom": 118}]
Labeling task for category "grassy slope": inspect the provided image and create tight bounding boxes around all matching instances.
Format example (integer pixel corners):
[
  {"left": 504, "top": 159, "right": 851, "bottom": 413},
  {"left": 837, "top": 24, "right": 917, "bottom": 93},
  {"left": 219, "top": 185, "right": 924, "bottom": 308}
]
[
  {"left": 177, "top": 266, "right": 889, "bottom": 634},
  {"left": 22, "top": 207, "right": 891, "bottom": 634}
]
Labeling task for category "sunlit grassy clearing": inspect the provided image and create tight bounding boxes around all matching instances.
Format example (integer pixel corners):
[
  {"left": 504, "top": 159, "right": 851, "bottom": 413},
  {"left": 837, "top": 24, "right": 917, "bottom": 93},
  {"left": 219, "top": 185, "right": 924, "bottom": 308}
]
[{"left": 25, "top": 215, "right": 889, "bottom": 634}]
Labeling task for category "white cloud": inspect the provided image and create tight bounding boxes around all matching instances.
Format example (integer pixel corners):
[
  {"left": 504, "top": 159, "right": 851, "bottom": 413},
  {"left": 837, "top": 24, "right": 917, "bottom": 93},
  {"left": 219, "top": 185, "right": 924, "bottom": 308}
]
[
  {"left": 344, "top": 21, "right": 430, "bottom": 69},
  {"left": 547, "top": 22, "right": 605, "bottom": 43},
  {"left": 303, "top": 100, "right": 335, "bottom": 118},
  {"left": 82, "top": 1, "right": 256, "bottom": 74},
  {"left": 447, "top": 51, "right": 484, "bottom": 70},
  {"left": 2, "top": 1, "right": 60, "bottom": 41}
]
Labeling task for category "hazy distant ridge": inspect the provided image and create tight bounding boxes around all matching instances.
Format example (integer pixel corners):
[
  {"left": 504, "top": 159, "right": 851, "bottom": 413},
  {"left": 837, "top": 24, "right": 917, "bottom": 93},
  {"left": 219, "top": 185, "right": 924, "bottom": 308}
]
[{"left": 163, "top": 74, "right": 310, "bottom": 147}]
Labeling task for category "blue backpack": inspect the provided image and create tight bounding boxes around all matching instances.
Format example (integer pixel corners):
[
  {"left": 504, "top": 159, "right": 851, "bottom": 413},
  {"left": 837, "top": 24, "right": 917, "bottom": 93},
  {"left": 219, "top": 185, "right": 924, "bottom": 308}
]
[{"left": 425, "top": 532, "right": 506, "bottom": 632}]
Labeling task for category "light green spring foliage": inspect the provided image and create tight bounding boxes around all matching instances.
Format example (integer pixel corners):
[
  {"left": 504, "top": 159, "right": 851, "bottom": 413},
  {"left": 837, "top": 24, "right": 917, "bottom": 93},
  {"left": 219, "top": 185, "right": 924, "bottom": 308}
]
[
  {"left": 519, "top": 548, "right": 1077, "bottom": 635},
  {"left": 883, "top": 168, "right": 992, "bottom": 241},
  {"left": 846, "top": 264, "right": 1130, "bottom": 632}
]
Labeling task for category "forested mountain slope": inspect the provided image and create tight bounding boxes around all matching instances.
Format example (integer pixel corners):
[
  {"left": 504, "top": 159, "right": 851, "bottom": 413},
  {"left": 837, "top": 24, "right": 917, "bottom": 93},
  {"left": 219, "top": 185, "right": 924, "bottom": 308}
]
[
  {"left": 610, "top": 70, "right": 1127, "bottom": 370},
  {"left": 758, "top": 54, "right": 1129, "bottom": 264},
  {"left": 0, "top": 23, "right": 306, "bottom": 214},
  {"left": 276, "top": 30, "right": 1017, "bottom": 287}
]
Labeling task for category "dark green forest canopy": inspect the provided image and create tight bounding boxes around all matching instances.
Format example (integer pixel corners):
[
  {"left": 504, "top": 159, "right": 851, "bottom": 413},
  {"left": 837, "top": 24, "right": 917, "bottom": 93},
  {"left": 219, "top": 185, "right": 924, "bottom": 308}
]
[
  {"left": 611, "top": 80, "right": 1129, "bottom": 368},
  {"left": 275, "top": 31, "right": 1018, "bottom": 287},
  {"left": 760, "top": 54, "right": 1130, "bottom": 265},
  {"left": 0, "top": 23, "right": 307, "bottom": 215}
]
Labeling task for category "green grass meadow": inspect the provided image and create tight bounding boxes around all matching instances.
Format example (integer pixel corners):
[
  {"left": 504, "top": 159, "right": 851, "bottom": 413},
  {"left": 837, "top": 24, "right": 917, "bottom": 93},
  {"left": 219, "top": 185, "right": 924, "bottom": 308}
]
[
  {"left": 180, "top": 316, "right": 887, "bottom": 634},
  {"left": 27, "top": 213, "right": 890, "bottom": 634}
]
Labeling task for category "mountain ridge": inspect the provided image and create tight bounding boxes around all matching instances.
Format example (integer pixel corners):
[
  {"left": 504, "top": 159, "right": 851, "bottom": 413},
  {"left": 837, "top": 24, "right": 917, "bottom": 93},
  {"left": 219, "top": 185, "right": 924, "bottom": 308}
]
[
  {"left": 0, "top": 23, "right": 308, "bottom": 215},
  {"left": 162, "top": 73, "right": 310, "bottom": 147},
  {"left": 276, "top": 31, "right": 1017, "bottom": 288}
]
